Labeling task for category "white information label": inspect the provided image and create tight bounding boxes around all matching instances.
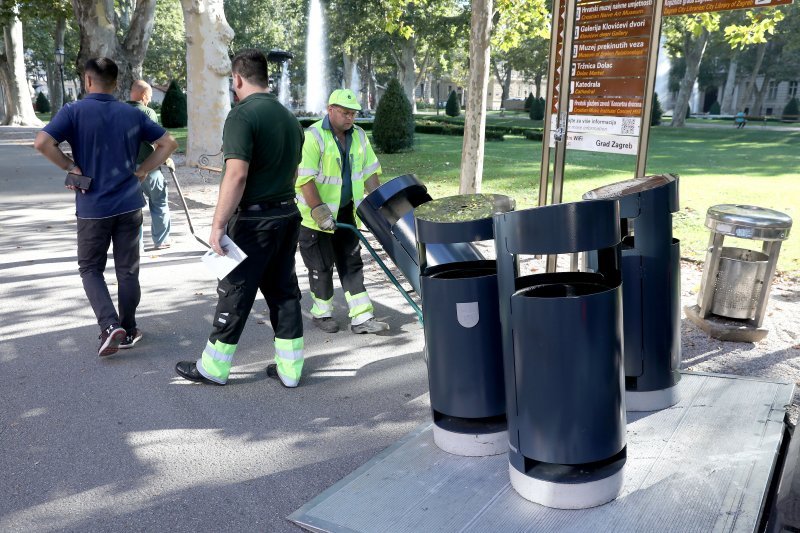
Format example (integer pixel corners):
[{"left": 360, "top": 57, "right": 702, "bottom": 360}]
[{"left": 550, "top": 130, "right": 638, "bottom": 155}]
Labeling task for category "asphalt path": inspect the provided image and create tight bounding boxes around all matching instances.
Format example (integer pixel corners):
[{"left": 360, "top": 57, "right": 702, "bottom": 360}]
[{"left": 0, "top": 128, "right": 429, "bottom": 532}]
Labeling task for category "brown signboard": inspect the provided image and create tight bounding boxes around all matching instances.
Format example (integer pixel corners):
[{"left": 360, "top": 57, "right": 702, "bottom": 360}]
[
  {"left": 570, "top": 97, "right": 644, "bottom": 117},
  {"left": 572, "top": 77, "right": 647, "bottom": 98},
  {"left": 575, "top": 17, "right": 652, "bottom": 41},
  {"left": 576, "top": 0, "right": 654, "bottom": 23},
  {"left": 664, "top": 0, "right": 792, "bottom": 16},
  {"left": 573, "top": 38, "right": 650, "bottom": 60},
  {"left": 572, "top": 57, "right": 649, "bottom": 78}
]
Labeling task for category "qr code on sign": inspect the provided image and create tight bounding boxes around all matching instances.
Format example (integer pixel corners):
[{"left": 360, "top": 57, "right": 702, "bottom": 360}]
[{"left": 621, "top": 118, "right": 636, "bottom": 135}]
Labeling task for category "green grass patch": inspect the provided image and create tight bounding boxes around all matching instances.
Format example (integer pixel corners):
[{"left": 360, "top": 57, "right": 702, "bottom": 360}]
[
  {"left": 377, "top": 126, "right": 800, "bottom": 274},
  {"left": 167, "top": 127, "right": 188, "bottom": 153}
]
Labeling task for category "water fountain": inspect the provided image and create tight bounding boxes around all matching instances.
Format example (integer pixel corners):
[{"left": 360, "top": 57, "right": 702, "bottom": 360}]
[
  {"left": 266, "top": 50, "right": 294, "bottom": 110},
  {"left": 305, "top": 0, "right": 328, "bottom": 114},
  {"left": 278, "top": 61, "right": 292, "bottom": 109}
]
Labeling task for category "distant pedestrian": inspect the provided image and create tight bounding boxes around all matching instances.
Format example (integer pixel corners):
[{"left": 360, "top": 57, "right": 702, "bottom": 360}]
[
  {"left": 175, "top": 49, "right": 305, "bottom": 388},
  {"left": 735, "top": 111, "right": 747, "bottom": 129},
  {"left": 128, "top": 80, "right": 172, "bottom": 250},
  {"left": 34, "top": 58, "right": 178, "bottom": 356}
]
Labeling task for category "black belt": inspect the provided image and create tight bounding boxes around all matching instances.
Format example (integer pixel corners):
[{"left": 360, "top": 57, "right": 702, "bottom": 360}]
[{"left": 238, "top": 199, "right": 295, "bottom": 212}]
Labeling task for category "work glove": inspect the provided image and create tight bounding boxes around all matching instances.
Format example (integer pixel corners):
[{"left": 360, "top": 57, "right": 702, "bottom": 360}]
[{"left": 311, "top": 204, "right": 336, "bottom": 231}]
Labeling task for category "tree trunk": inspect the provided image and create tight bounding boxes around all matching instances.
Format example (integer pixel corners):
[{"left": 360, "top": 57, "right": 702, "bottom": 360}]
[
  {"left": 0, "top": 78, "right": 7, "bottom": 122},
  {"left": 737, "top": 42, "right": 766, "bottom": 113},
  {"left": 1, "top": 14, "right": 42, "bottom": 126},
  {"left": 752, "top": 75, "right": 769, "bottom": 116},
  {"left": 670, "top": 28, "right": 709, "bottom": 127},
  {"left": 490, "top": 58, "right": 511, "bottom": 103},
  {"left": 534, "top": 73, "right": 543, "bottom": 98},
  {"left": 71, "top": 0, "right": 156, "bottom": 99},
  {"left": 719, "top": 55, "right": 738, "bottom": 115},
  {"left": 394, "top": 36, "right": 417, "bottom": 113},
  {"left": 180, "top": 0, "right": 234, "bottom": 168},
  {"left": 459, "top": 0, "right": 493, "bottom": 195},
  {"left": 49, "top": 16, "right": 67, "bottom": 115},
  {"left": 503, "top": 67, "right": 511, "bottom": 104}
]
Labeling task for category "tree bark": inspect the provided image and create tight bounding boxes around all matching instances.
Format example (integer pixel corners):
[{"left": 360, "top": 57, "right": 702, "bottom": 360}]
[
  {"left": 719, "top": 55, "right": 738, "bottom": 115},
  {"left": 71, "top": 0, "right": 156, "bottom": 99},
  {"left": 343, "top": 51, "right": 355, "bottom": 90},
  {"left": 180, "top": 0, "right": 234, "bottom": 168},
  {"left": 670, "top": 28, "right": 709, "bottom": 127},
  {"left": 0, "top": 13, "right": 42, "bottom": 126},
  {"left": 459, "top": 0, "right": 492, "bottom": 195}
]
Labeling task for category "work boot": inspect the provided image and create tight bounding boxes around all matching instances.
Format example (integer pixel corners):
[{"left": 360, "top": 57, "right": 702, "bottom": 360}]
[
  {"left": 175, "top": 361, "right": 223, "bottom": 385},
  {"left": 267, "top": 364, "right": 297, "bottom": 388},
  {"left": 351, "top": 318, "right": 389, "bottom": 334},
  {"left": 313, "top": 316, "right": 339, "bottom": 333}
]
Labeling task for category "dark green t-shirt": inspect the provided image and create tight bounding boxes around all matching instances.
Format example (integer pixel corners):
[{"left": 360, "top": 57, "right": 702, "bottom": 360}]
[
  {"left": 222, "top": 93, "right": 303, "bottom": 204},
  {"left": 127, "top": 101, "right": 158, "bottom": 164}
]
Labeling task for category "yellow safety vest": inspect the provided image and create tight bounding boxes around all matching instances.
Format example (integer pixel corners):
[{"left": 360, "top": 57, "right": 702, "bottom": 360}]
[{"left": 296, "top": 120, "right": 382, "bottom": 232}]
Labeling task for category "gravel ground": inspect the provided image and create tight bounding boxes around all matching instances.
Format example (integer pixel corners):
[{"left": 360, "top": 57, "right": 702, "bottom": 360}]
[{"left": 169, "top": 155, "right": 800, "bottom": 422}]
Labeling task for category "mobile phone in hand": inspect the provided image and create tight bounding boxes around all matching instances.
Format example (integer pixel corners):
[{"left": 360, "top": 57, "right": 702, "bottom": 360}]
[{"left": 65, "top": 173, "right": 92, "bottom": 190}]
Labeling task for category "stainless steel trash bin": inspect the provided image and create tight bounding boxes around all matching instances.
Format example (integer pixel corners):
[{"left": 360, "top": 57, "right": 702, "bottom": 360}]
[{"left": 688, "top": 204, "right": 792, "bottom": 342}]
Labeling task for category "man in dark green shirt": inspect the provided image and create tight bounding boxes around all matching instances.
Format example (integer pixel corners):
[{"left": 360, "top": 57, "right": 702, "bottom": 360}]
[
  {"left": 128, "top": 80, "right": 171, "bottom": 251},
  {"left": 176, "top": 49, "right": 305, "bottom": 388}
]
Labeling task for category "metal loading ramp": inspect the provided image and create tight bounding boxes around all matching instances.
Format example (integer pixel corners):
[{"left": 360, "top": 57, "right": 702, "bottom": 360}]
[{"left": 289, "top": 372, "right": 793, "bottom": 533}]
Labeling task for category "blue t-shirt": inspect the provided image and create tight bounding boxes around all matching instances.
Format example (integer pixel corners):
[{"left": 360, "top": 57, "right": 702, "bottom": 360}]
[{"left": 43, "top": 93, "right": 167, "bottom": 218}]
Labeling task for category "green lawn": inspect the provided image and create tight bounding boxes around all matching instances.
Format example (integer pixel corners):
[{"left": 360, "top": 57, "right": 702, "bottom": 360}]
[{"left": 378, "top": 127, "right": 800, "bottom": 274}]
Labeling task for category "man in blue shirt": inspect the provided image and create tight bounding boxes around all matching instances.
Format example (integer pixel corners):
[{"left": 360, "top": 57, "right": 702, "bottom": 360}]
[{"left": 34, "top": 58, "right": 178, "bottom": 357}]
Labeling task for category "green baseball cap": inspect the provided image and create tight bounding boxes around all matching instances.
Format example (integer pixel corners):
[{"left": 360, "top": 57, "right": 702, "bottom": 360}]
[{"left": 328, "top": 89, "right": 361, "bottom": 111}]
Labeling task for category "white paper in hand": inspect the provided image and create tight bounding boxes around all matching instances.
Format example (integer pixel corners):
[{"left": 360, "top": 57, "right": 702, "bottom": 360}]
[{"left": 201, "top": 235, "right": 248, "bottom": 279}]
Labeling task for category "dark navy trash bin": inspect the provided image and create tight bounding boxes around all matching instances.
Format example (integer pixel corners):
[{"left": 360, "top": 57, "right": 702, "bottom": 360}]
[
  {"left": 415, "top": 194, "right": 514, "bottom": 457},
  {"left": 356, "top": 175, "right": 484, "bottom": 294},
  {"left": 584, "top": 174, "right": 681, "bottom": 411},
  {"left": 494, "top": 200, "right": 625, "bottom": 509}
]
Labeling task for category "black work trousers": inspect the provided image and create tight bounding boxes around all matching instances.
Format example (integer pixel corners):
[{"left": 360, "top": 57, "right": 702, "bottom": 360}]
[
  {"left": 208, "top": 205, "right": 304, "bottom": 347},
  {"left": 76, "top": 209, "right": 143, "bottom": 331},
  {"left": 298, "top": 203, "right": 367, "bottom": 304}
]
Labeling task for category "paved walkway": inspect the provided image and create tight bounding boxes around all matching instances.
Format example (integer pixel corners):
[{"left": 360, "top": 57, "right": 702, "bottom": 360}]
[{"left": 0, "top": 128, "right": 428, "bottom": 532}]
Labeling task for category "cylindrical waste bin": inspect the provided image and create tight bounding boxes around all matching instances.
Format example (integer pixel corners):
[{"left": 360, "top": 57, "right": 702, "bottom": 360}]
[
  {"left": 415, "top": 194, "right": 514, "bottom": 457},
  {"left": 356, "top": 175, "right": 484, "bottom": 294},
  {"left": 583, "top": 174, "right": 681, "bottom": 412},
  {"left": 494, "top": 200, "right": 626, "bottom": 509},
  {"left": 686, "top": 204, "right": 792, "bottom": 342}
]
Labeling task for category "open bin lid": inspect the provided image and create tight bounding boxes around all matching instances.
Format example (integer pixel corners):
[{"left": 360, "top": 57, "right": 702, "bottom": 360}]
[{"left": 415, "top": 194, "right": 514, "bottom": 244}]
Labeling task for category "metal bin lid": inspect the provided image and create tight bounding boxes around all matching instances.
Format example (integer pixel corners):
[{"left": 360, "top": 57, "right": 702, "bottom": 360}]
[
  {"left": 705, "top": 204, "right": 792, "bottom": 241},
  {"left": 583, "top": 174, "right": 676, "bottom": 200}
]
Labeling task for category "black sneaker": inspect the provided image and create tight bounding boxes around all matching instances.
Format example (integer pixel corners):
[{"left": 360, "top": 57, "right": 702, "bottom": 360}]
[
  {"left": 98, "top": 324, "right": 126, "bottom": 357},
  {"left": 312, "top": 316, "right": 339, "bottom": 333},
  {"left": 119, "top": 328, "right": 143, "bottom": 349}
]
